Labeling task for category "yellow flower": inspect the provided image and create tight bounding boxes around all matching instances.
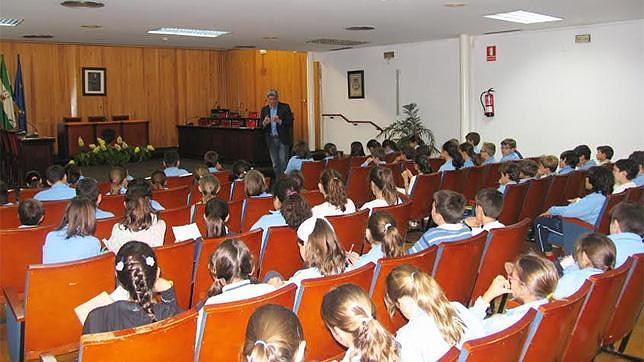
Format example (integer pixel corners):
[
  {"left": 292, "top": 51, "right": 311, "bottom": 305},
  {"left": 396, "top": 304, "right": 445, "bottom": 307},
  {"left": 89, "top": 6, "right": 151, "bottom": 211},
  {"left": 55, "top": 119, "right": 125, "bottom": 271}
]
[
  {"left": 67, "top": 159, "right": 75, "bottom": 165},
  {"left": 89, "top": 144, "right": 96, "bottom": 150},
  {"left": 78, "top": 137, "right": 85, "bottom": 147},
  {"left": 100, "top": 145, "right": 107, "bottom": 151},
  {"left": 134, "top": 146, "right": 141, "bottom": 153},
  {"left": 114, "top": 144, "right": 122, "bottom": 151},
  {"left": 116, "top": 136, "right": 123, "bottom": 144},
  {"left": 97, "top": 137, "right": 106, "bottom": 146},
  {"left": 93, "top": 146, "right": 101, "bottom": 153},
  {"left": 146, "top": 145, "right": 155, "bottom": 151},
  {"left": 122, "top": 142, "right": 129, "bottom": 149}
]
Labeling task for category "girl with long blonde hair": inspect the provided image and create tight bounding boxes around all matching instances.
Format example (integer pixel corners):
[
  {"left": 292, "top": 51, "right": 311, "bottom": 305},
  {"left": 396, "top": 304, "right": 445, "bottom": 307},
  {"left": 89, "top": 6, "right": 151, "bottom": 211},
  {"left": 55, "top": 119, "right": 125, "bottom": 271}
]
[{"left": 243, "top": 304, "right": 306, "bottom": 362}]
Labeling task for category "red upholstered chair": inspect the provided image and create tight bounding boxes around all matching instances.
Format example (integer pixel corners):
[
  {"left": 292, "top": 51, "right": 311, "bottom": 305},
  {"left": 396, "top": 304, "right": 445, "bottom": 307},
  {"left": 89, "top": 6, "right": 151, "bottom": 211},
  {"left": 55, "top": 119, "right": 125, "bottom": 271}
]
[
  {"left": 4, "top": 253, "right": 115, "bottom": 361},
  {"left": 211, "top": 170, "right": 231, "bottom": 186},
  {"left": 520, "top": 281, "right": 590, "bottom": 361},
  {"left": 258, "top": 226, "right": 301, "bottom": 281},
  {"left": 518, "top": 176, "right": 552, "bottom": 222},
  {"left": 192, "top": 229, "right": 263, "bottom": 307},
  {"left": 97, "top": 182, "right": 111, "bottom": 195},
  {"left": 602, "top": 253, "right": 644, "bottom": 354},
  {"left": 346, "top": 166, "right": 372, "bottom": 208},
  {"left": 459, "top": 309, "right": 536, "bottom": 361},
  {"left": 437, "top": 347, "right": 460, "bottom": 361},
  {"left": 428, "top": 158, "right": 445, "bottom": 172},
  {"left": 230, "top": 180, "right": 246, "bottom": 202},
  {"left": 469, "top": 219, "right": 531, "bottom": 305},
  {"left": 153, "top": 186, "right": 191, "bottom": 209},
  {"left": 373, "top": 201, "right": 412, "bottom": 238},
  {"left": 542, "top": 174, "right": 570, "bottom": 211},
  {"left": 18, "top": 187, "right": 44, "bottom": 201},
  {"left": 94, "top": 216, "right": 120, "bottom": 241},
  {"left": 383, "top": 162, "right": 404, "bottom": 188},
  {"left": 197, "top": 284, "right": 297, "bottom": 361},
  {"left": 0, "top": 204, "right": 20, "bottom": 229},
  {"left": 463, "top": 166, "right": 487, "bottom": 201},
  {"left": 440, "top": 168, "right": 469, "bottom": 194},
  {"left": 0, "top": 200, "right": 68, "bottom": 229},
  {"left": 241, "top": 196, "right": 274, "bottom": 232},
  {"left": 482, "top": 162, "right": 501, "bottom": 189},
  {"left": 158, "top": 206, "right": 192, "bottom": 244},
  {"left": 326, "top": 157, "right": 351, "bottom": 181},
  {"left": 79, "top": 310, "right": 198, "bottom": 362},
  {"left": 432, "top": 232, "right": 487, "bottom": 305},
  {"left": 384, "top": 152, "right": 401, "bottom": 164},
  {"left": 562, "top": 259, "right": 631, "bottom": 362},
  {"left": 408, "top": 173, "right": 441, "bottom": 224},
  {"left": 369, "top": 247, "right": 438, "bottom": 332},
  {"left": 154, "top": 240, "right": 195, "bottom": 310},
  {"left": 564, "top": 170, "right": 586, "bottom": 201},
  {"left": 301, "top": 190, "right": 325, "bottom": 208},
  {"left": 349, "top": 156, "right": 369, "bottom": 167},
  {"left": 301, "top": 161, "right": 325, "bottom": 190},
  {"left": 165, "top": 175, "right": 194, "bottom": 189},
  {"left": 625, "top": 185, "right": 643, "bottom": 204},
  {"left": 99, "top": 194, "right": 125, "bottom": 217},
  {"left": 295, "top": 264, "right": 375, "bottom": 361},
  {"left": 497, "top": 182, "right": 529, "bottom": 225},
  {"left": 327, "top": 209, "right": 369, "bottom": 253},
  {"left": 227, "top": 199, "right": 244, "bottom": 233}
]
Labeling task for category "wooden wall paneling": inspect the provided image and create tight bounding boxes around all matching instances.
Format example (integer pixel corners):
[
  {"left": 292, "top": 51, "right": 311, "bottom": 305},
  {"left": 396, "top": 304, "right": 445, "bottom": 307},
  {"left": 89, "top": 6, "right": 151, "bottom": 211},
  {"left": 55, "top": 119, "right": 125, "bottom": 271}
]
[
  {"left": 77, "top": 45, "right": 107, "bottom": 119},
  {"left": 298, "top": 52, "right": 309, "bottom": 144},
  {"left": 142, "top": 48, "right": 161, "bottom": 148},
  {"left": 224, "top": 49, "right": 257, "bottom": 115},
  {"left": 158, "top": 48, "right": 179, "bottom": 147},
  {"left": 313, "top": 61, "right": 321, "bottom": 150},
  {"left": 209, "top": 51, "right": 225, "bottom": 111}
]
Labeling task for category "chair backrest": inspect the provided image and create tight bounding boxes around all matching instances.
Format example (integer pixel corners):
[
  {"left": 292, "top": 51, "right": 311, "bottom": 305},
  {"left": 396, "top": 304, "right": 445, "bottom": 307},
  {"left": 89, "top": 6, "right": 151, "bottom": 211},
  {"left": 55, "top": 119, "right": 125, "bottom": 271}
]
[
  {"left": 1, "top": 199, "right": 67, "bottom": 229},
  {"left": 94, "top": 216, "right": 120, "bottom": 241},
  {"left": 482, "top": 162, "right": 501, "bottom": 189},
  {"left": 197, "top": 284, "right": 297, "bottom": 361},
  {"left": 193, "top": 229, "right": 263, "bottom": 306},
  {"left": 440, "top": 168, "right": 469, "bottom": 194},
  {"left": 192, "top": 203, "right": 207, "bottom": 235},
  {"left": 428, "top": 158, "right": 445, "bottom": 172},
  {"left": 0, "top": 225, "right": 56, "bottom": 294},
  {"left": 99, "top": 194, "right": 125, "bottom": 217},
  {"left": 227, "top": 199, "right": 244, "bottom": 233},
  {"left": 460, "top": 309, "right": 536, "bottom": 361},
  {"left": 564, "top": 170, "right": 586, "bottom": 201},
  {"left": 79, "top": 310, "right": 197, "bottom": 362},
  {"left": 519, "top": 177, "right": 552, "bottom": 222},
  {"left": 230, "top": 180, "right": 246, "bottom": 202},
  {"left": 326, "top": 209, "right": 370, "bottom": 252},
  {"left": 241, "top": 197, "right": 274, "bottom": 232},
  {"left": 301, "top": 161, "right": 325, "bottom": 190},
  {"left": 384, "top": 152, "right": 401, "bottom": 164},
  {"left": 437, "top": 347, "right": 460, "bottom": 361},
  {"left": 463, "top": 166, "right": 487, "bottom": 201},
  {"left": 154, "top": 240, "right": 195, "bottom": 309},
  {"left": 295, "top": 264, "right": 376, "bottom": 361},
  {"left": 596, "top": 191, "right": 628, "bottom": 234},
  {"left": 542, "top": 174, "right": 570, "bottom": 211},
  {"left": 383, "top": 162, "right": 404, "bottom": 188},
  {"left": 349, "top": 156, "right": 369, "bottom": 167},
  {"left": 301, "top": 189, "right": 325, "bottom": 207},
  {"left": 497, "top": 182, "right": 529, "bottom": 225},
  {"left": 603, "top": 253, "right": 644, "bottom": 347},
  {"left": 562, "top": 258, "right": 631, "bottom": 362},
  {"left": 520, "top": 281, "right": 591, "bottom": 362},
  {"left": 152, "top": 186, "right": 190, "bottom": 209},
  {"left": 23, "top": 253, "right": 116, "bottom": 360},
  {"left": 0, "top": 204, "right": 21, "bottom": 229},
  {"left": 165, "top": 175, "right": 194, "bottom": 189},
  {"left": 326, "top": 157, "right": 351, "bottom": 181},
  {"left": 97, "top": 182, "right": 111, "bottom": 195},
  {"left": 373, "top": 201, "right": 412, "bottom": 237},
  {"left": 346, "top": 166, "right": 373, "bottom": 208},
  {"left": 432, "top": 232, "right": 487, "bottom": 305},
  {"left": 258, "top": 226, "right": 301, "bottom": 281},
  {"left": 18, "top": 187, "right": 44, "bottom": 201},
  {"left": 469, "top": 219, "right": 531, "bottom": 305},
  {"left": 625, "top": 185, "right": 643, "bottom": 204},
  {"left": 158, "top": 206, "right": 192, "bottom": 244},
  {"left": 369, "top": 247, "right": 438, "bottom": 332},
  {"left": 408, "top": 173, "right": 441, "bottom": 221}
]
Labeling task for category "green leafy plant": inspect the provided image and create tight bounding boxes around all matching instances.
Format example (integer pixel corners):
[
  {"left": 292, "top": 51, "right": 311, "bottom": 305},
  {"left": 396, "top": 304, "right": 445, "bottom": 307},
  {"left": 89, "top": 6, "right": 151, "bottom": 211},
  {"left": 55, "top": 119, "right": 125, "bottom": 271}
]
[
  {"left": 380, "top": 103, "right": 438, "bottom": 155},
  {"left": 72, "top": 136, "right": 155, "bottom": 166}
]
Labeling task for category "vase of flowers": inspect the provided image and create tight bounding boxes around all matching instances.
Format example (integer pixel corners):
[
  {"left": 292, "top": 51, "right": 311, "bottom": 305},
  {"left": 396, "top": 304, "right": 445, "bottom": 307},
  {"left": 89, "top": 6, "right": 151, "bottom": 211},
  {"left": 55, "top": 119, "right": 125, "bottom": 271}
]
[{"left": 73, "top": 136, "right": 155, "bottom": 166}]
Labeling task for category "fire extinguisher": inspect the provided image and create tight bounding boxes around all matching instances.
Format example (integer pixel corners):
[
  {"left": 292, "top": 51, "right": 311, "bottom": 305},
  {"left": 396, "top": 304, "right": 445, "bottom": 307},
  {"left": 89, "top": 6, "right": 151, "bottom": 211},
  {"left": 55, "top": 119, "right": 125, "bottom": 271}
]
[{"left": 480, "top": 88, "right": 495, "bottom": 117}]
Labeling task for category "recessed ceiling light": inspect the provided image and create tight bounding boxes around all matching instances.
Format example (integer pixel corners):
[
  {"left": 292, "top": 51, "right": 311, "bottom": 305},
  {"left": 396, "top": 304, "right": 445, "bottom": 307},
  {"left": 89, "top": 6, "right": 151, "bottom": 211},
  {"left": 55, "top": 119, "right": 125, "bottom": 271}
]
[
  {"left": 444, "top": 3, "right": 467, "bottom": 8},
  {"left": 148, "top": 27, "right": 229, "bottom": 38},
  {"left": 0, "top": 18, "right": 24, "bottom": 27},
  {"left": 80, "top": 24, "right": 102, "bottom": 29},
  {"left": 345, "top": 26, "right": 375, "bottom": 31},
  {"left": 262, "top": 36, "right": 279, "bottom": 40},
  {"left": 484, "top": 10, "right": 562, "bottom": 24},
  {"left": 22, "top": 34, "right": 54, "bottom": 39},
  {"left": 60, "top": 1, "right": 105, "bottom": 8}
]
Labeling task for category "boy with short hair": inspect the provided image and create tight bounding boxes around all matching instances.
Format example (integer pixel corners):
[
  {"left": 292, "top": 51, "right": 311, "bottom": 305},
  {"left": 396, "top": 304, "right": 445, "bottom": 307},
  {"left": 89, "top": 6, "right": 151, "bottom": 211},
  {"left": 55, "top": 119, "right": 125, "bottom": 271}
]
[
  {"left": 612, "top": 159, "right": 639, "bottom": 194},
  {"left": 465, "top": 132, "right": 481, "bottom": 153},
  {"left": 537, "top": 155, "right": 559, "bottom": 178},
  {"left": 609, "top": 202, "right": 644, "bottom": 267},
  {"left": 163, "top": 150, "right": 189, "bottom": 177},
  {"left": 629, "top": 151, "right": 644, "bottom": 186},
  {"left": 499, "top": 138, "right": 522, "bottom": 162},
  {"left": 596, "top": 146, "right": 614, "bottom": 166},
  {"left": 518, "top": 159, "right": 539, "bottom": 183},
  {"left": 465, "top": 188, "right": 505, "bottom": 235},
  {"left": 366, "top": 139, "right": 381, "bottom": 155},
  {"left": 18, "top": 199, "right": 44, "bottom": 228},
  {"left": 480, "top": 142, "right": 497, "bottom": 165},
  {"left": 34, "top": 165, "right": 76, "bottom": 201},
  {"left": 574, "top": 145, "right": 596, "bottom": 170},
  {"left": 203, "top": 151, "right": 223, "bottom": 173},
  {"left": 65, "top": 164, "right": 83, "bottom": 187},
  {"left": 497, "top": 162, "right": 520, "bottom": 194},
  {"left": 407, "top": 190, "right": 472, "bottom": 253},
  {"left": 558, "top": 150, "right": 578, "bottom": 174},
  {"left": 76, "top": 178, "right": 115, "bottom": 219}
]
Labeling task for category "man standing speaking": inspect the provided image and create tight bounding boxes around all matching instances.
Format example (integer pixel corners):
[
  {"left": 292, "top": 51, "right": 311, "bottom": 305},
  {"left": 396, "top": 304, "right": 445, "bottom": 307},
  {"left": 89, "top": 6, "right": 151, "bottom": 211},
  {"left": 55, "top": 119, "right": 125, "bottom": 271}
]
[{"left": 260, "top": 89, "right": 293, "bottom": 176}]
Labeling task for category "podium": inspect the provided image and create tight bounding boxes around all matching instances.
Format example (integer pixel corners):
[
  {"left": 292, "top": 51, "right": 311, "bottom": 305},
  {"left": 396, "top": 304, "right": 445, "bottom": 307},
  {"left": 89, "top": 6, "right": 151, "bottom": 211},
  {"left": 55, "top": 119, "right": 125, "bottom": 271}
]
[
  {"left": 20, "top": 137, "right": 55, "bottom": 179},
  {"left": 57, "top": 120, "right": 149, "bottom": 159}
]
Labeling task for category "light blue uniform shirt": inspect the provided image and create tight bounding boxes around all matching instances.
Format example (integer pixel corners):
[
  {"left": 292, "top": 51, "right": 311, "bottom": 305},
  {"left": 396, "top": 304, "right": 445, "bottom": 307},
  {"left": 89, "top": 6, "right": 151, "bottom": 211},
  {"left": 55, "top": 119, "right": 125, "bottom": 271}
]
[
  {"left": 151, "top": 199, "right": 165, "bottom": 211},
  {"left": 208, "top": 167, "right": 219, "bottom": 173},
  {"left": 632, "top": 174, "right": 644, "bottom": 186},
  {"left": 350, "top": 243, "right": 384, "bottom": 270},
  {"left": 96, "top": 208, "right": 114, "bottom": 219},
  {"left": 270, "top": 106, "right": 278, "bottom": 135},
  {"left": 42, "top": 227, "right": 101, "bottom": 264},
  {"left": 579, "top": 160, "right": 597, "bottom": 170},
  {"left": 548, "top": 192, "right": 606, "bottom": 225},
  {"left": 609, "top": 232, "right": 644, "bottom": 267},
  {"left": 482, "top": 156, "right": 497, "bottom": 165},
  {"left": 554, "top": 264, "right": 602, "bottom": 298},
  {"left": 164, "top": 167, "right": 190, "bottom": 177},
  {"left": 34, "top": 183, "right": 76, "bottom": 201},
  {"left": 463, "top": 159, "right": 475, "bottom": 168},
  {"left": 474, "top": 145, "right": 481, "bottom": 154},
  {"left": 408, "top": 223, "right": 472, "bottom": 254},
  {"left": 438, "top": 160, "right": 456, "bottom": 172},
  {"left": 497, "top": 181, "right": 517, "bottom": 195},
  {"left": 284, "top": 156, "right": 313, "bottom": 174},
  {"left": 558, "top": 166, "right": 574, "bottom": 175},
  {"left": 470, "top": 297, "right": 548, "bottom": 335},
  {"left": 500, "top": 152, "right": 521, "bottom": 162},
  {"left": 250, "top": 210, "right": 287, "bottom": 255}
]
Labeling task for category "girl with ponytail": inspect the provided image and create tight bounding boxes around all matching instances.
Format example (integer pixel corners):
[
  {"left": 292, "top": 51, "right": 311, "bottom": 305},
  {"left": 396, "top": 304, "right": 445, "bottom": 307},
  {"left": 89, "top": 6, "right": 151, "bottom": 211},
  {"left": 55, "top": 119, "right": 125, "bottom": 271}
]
[
  {"left": 244, "top": 304, "right": 306, "bottom": 362},
  {"left": 459, "top": 142, "right": 476, "bottom": 168},
  {"left": 197, "top": 174, "right": 221, "bottom": 205},
  {"left": 438, "top": 141, "right": 465, "bottom": 172},
  {"left": 322, "top": 284, "right": 401, "bottom": 362},
  {"left": 82, "top": 241, "right": 180, "bottom": 334},
  {"left": 203, "top": 197, "right": 229, "bottom": 238},
  {"left": 360, "top": 166, "right": 402, "bottom": 213},
  {"left": 312, "top": 169, "right": 356, "bottom": 217},
  {"left": 347, "top": 211, "right": 405, "bottom": 269},
  {"left": 400, "top": 154, "right": 434, "bottom": 195},
  {"left": 385, "top": 265, "right": 483, "bottom": 361}
]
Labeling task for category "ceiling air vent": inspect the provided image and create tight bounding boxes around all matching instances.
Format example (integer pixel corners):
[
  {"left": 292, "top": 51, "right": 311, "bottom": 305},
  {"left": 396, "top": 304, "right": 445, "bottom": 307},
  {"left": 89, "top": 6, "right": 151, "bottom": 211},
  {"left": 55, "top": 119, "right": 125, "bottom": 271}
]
[
  {"left": 306, "top": 39, "right": 369, "bottom": 46},
  {"left": 345, "top": 26, "right": 375, "bottom": 31},
  {"left": 60, "top": 1, "right": 105, "bottom": 8},
  {"left": 483, "top": 29, "right": 522, "bottom": 35},
  {"left": 330, "top": 47, "right": 353, "bottom": 51},
  {"left": 235, "top": 45, "right": 257, "bottom": 49},
  {"left": 23, "top": 34, "right": 54, "bottom": 39}
]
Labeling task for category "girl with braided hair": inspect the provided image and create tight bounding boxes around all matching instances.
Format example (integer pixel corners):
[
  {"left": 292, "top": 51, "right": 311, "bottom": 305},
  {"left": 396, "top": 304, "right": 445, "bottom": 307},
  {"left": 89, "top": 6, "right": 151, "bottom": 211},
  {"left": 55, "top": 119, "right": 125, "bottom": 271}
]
[{"left": 82, "top": 241, "right": 181, "bottom": 334}]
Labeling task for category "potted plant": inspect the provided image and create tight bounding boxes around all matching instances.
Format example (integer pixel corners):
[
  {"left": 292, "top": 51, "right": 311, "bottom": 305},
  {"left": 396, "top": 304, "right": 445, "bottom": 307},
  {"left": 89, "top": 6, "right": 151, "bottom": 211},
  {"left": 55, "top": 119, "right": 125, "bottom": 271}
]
[{"left": 379, "top": 103, "right": 438, "bottom": 155}]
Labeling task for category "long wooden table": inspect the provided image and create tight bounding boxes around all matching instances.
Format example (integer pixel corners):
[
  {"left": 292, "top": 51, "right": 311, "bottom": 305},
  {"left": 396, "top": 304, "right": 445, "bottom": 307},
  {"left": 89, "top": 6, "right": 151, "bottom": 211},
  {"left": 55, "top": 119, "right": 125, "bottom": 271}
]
[
  {"left": 57, "top": 120, "right": 149, "bottom": 158},
  {"left": 177, "top": 125, "right": 270, "bottom": 165}
]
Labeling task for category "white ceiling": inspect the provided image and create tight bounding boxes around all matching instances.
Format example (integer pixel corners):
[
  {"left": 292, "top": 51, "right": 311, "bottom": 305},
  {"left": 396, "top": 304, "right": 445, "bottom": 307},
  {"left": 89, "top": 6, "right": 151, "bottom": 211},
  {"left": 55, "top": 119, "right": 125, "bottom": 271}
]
[{"left": 1, "top": 0, "right": 643, "bottom": 51}]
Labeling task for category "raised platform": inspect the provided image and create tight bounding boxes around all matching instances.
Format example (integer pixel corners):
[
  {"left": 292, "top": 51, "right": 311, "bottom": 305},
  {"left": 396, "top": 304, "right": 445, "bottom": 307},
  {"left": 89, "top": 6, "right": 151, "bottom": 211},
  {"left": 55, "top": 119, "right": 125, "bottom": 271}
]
[{"left": 177, "top": 125, "right": 270, "bottom": 166}]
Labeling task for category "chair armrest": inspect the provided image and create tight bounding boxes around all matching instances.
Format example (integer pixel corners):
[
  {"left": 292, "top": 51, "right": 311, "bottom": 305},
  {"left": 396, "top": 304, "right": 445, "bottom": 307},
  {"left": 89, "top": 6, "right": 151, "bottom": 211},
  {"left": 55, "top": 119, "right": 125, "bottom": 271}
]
[
  {"left": 560, "top": 217, "right": 594, "bottom": 230},
  {"left": 3, "top": 287, "right": 25, "bottom": 322}
]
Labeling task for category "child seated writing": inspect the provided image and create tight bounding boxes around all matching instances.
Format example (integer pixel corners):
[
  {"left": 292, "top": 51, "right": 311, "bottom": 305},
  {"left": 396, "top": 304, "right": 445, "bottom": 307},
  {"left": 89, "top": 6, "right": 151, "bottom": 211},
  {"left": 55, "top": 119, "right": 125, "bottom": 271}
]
[
  {"left": 162, "top": 150, "right": 189, "bottom": 177},
  {"left": 407, "top": 190, "right": 472, "bottom": 254},
  {"left": 596, "top": 145, "right": 614, "bottom": 166},
  {"left": 480, "top": 142, "right": 497, "bottom": 165},
  {"left": 76, "top": 178, "right": 115, "bottom": 219},
  {"left": 608, "top": 202, "right": 644, "bottom": 267},
  {"left": 204, "top": 150, "right": 223, "bottom": 173},
  {"left": 518, "top": 159, "right": 538, "bottom": 182},
  {"left": 243, "top": 304, "right": 306, "bottom": 362},
  {"left": 612, "top": 159, "right": 638, "bottom": 194},
  {"left": 347, "top": 211, "right": 405, "bottom": 269},
  {"left": 400, "top": 154, "right": 433, "bottom": 195},
  {"left": 537, "top": 155, "right": 558, "bottom": 178},
  {"left": 465, "top": 188, "right": 505, "bottom": 235},
  {"left": 360, "top": 166, "right": 402, "bottom": 212},
  {"left": 285, "top": 141, "right": 313, "bottom": 174},
  {"left": 361, "top": 146, "right": 387, "bottom": 168},
  {"left": 107, "top": 166, "right": 128, "bottom": 195},
  {"left": 312, "top": 169, "right": 356, "bottom": 217},
  {"left": 558, "top": 150, "right": 578, "bottom": 174},
  {"left": 150, "top": 170, "right": 167, "bottom": 191},
  {"left": 497, "top": 162, "right": 520, "bottom": 194},
  {"left": 34, "top": 165, "right": 76, "bottom": 201},
  {"left": 82, "top": 241, "right": 180, "bottom": 334},
  {"left": 18, "top": 199, "right": 44, "bottom": 228}
]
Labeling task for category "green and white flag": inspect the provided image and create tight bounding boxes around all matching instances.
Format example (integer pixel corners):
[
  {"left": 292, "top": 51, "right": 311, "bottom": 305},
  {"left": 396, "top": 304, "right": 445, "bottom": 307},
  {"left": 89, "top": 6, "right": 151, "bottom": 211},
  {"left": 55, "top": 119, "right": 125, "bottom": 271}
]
[{"left": 1, "top": 55, "right": 16, "bottom": 129}]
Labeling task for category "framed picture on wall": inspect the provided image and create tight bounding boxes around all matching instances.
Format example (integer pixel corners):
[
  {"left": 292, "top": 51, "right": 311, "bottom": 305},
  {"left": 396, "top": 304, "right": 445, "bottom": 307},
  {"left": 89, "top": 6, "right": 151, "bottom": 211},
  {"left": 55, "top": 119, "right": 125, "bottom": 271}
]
[
  {"left": 347, "top": 70, "right": 364, "bottom": 99},
  {"left": 82, "top": 67, "right": 106, "bottom": 96}
]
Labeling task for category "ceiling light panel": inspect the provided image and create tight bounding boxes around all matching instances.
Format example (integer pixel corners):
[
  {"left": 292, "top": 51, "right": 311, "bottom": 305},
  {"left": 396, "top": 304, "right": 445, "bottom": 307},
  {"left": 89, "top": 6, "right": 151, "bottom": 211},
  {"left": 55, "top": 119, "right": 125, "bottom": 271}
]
[
  {"left": 0, "top": 18, "right": 24, "bottom": 27},
  {"left": 148, "top": 27, "right": 229, "bottom": 38},
  {"left": 484, "top": 10, "right": 562, "bottom": 24}
]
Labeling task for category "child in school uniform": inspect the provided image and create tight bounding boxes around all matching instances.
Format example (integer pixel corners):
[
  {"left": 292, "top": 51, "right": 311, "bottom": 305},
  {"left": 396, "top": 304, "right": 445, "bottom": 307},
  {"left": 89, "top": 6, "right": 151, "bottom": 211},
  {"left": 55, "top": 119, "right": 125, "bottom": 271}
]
[
  {"left": 42, "top": 197, "right": 101, "bottom": 264},
  {"left": 347, "top": 211, "right": 405, "bottom": 269},
  {"left": 366, "top": 139, "right": 381, "bottom": 155},
  {"left": 400, "top": 154, "right": 433, "bottom": 195},
  {"left": 65, "top": 163, "right": 83, "bottom": 188},
  {"left": 608, "top": 202, "right": 644, "bottom": 267},
  {"left": 386, "top": 265, "right": 483, "bottom": 361},
  {"left": 407, "top": 190, "right": 472, "bottom": 254},
  {"left": 629, "top": 151, "right": 644, "bottom": 186},
  {"left": 312, "top": 169, "right": 356, "bottom": 217},
  {"left": 162, "top": 150, "right": 189, "bottom": 177},
  {"left": 83, "top": 241, "right": 180, "bottom": 334},
  {"left": 466, "top": 132, "right": 482, "bottom": 154},
  {"left": 382, "top": 139, "right": 399, "bottom": 155},
  {"left": 459, "top": 142, "right": 476, "bottom": 168},
  {"left": 537, "top": 155, "right": 559, "bottom": 178},
  {"left": 24, "top": 170, "right": 44, "bottom": 189},
  {"left": 285, "top": 141, "right": 313, "bottom": 174},
  {"left": 34, "top": 165, "right": 76, "bottom": 201},
  {"left": 596, "top": 145, "right": 614, "bottom": 166},
  {"left": 243, "top": 304, "right": 306, "bottom": 362},
  {"left": 322, "top": 284, "right": 401, "bottom": 362},
  {"left": 150, "top": 170, "right": 167, "bottom": 191},
  {"left": 438, "top": 141, "right": 465, "bottom": 172},
  {"left": 574, "top": 145, "right": 597, "bottom": 170},
  {"left": 76, "top": 178, "right": 115, "bottom": 220},
  {"left": 252, "top": 178, "right": 297, "bottom": 241},
  {"left": 195, "top": 175, "right": 220, "bottom": 205},
  {"left": 558, "top": 150, "right": 578, "bottom": 174},
  {"left": 360, "top": 166, "right": 403, "bottom": 212},
  {"left": 350, "top": 141, "right": 366, "bottom": 157},
  {"left": 499, "top": 138, "right": 522, "bottom": 162},
  {"left": 554, "top": 233, "right": 616, "bottom": 298},
  {"left": 230, "top": 160, "right": 251, "bottom": 182},
  {"left": 323, "top": 143, "right": 338, "bottom": 162},
  {"left": 18, "top": 199, "right": 44, "bottom": 228},
  {"left": 244, "top": 169, "right": 271, "bottom": 198},
  {"left": 106, "top": 166, "right": 128, "bottom": 195},
  {"left": 497, "top": 162, "right": 520, "bottom": 194},
  {"left": 480, "top": 142, "right": 497, "bottom": 165},
  {"left": 202, "top": 198, "right": 229, "bottom": 239},
  {"left": 612, "top": 159, "right": 638, "bottom": 194},
  {"left": 518, "top": 159, "right": 538, "bottom": 183},
  {"left": 204, "top": 150, "right": 223, "bottom": 173},
  {"left": 361, "top": 146, "right": 387, "bottom": 168},
  {"left": 465, "top": 188, "right": 505, "bottom": 235}
]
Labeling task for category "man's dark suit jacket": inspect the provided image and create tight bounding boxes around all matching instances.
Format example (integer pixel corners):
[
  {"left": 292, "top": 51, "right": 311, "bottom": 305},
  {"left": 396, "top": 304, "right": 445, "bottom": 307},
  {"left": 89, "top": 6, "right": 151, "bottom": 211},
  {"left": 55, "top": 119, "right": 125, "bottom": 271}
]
[{"left": 260, "top": 102, "right": 294, "bottom": 147}]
